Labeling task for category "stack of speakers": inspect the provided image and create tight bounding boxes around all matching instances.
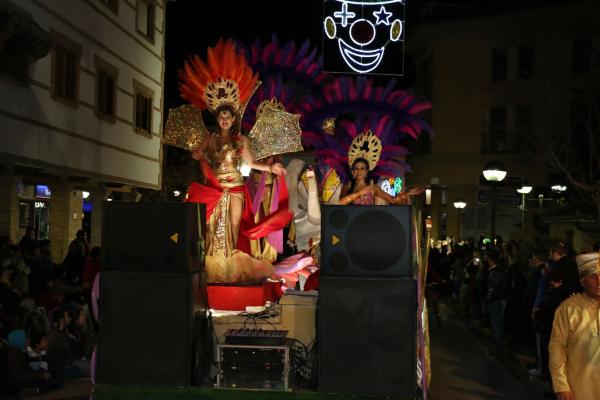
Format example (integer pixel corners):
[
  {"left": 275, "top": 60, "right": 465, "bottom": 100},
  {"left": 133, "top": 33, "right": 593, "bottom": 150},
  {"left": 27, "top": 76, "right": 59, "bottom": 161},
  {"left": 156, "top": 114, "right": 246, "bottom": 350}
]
[
  {"left": 318, "top": 205, "right": 417, "bottom": 398},
  {"left": 96, "top": 202, "right": 208, "bottom": 386}
]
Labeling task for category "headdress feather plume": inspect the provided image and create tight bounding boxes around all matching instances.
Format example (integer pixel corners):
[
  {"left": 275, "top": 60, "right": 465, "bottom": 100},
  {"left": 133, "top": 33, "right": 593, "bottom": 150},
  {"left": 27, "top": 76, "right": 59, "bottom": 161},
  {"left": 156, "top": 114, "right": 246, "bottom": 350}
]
[{"left": 178, "top": 39, "right": 259, "bottom": 113}]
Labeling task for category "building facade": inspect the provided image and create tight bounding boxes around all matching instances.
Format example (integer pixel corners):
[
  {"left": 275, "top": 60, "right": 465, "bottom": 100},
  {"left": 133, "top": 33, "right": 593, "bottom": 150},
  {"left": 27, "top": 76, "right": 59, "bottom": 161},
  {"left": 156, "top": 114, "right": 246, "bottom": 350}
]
[
  {"left": 407, "top": 1, "right": 600, "bottom": 245},
  {"left": 0, "top": 0, "right": 166, "bottom": 262}
]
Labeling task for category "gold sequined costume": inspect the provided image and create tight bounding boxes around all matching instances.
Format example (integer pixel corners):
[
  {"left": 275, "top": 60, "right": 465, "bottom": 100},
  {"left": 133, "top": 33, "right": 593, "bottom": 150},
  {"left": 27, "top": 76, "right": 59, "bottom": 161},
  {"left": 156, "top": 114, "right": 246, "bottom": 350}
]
[{"left": 187, "top": 135, "right": 275, "bottom": 283}]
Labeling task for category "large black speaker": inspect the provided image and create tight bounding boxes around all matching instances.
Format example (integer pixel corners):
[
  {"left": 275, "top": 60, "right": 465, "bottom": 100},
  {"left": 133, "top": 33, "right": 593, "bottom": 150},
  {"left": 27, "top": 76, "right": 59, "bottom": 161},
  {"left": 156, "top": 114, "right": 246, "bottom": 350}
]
[
  {"left": 102, "top": 202, "right": 205, "bottom": 273},
  {"left": 321, "top": 205, "right": 413, "bottom": 277},
  {"left": 96, "top": 271, "right": 208, "bottom": 386},
  {"left": 318, "top": 277, "right": 417, "bottom": 397}
]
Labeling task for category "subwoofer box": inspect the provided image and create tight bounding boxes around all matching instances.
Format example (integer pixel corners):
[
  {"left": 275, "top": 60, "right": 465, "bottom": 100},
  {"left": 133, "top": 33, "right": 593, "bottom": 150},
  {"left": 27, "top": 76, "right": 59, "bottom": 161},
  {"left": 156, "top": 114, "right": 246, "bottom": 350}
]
[{"left": 102, "top": 202, "right": 205, "bottom": 273}]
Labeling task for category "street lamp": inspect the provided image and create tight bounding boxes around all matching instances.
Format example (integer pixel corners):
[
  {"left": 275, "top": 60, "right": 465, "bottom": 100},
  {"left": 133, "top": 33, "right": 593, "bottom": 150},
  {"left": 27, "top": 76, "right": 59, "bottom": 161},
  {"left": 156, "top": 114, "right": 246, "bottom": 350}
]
[
  {"left": 517, "top": 182, "right": 533, "bottom": 195},
  {"left": 453, "top": 198, "right": 467, "bottom": 209},
  {"left": 482, "top": 160, "right": 507, "bottom": 240},
  {"left": 517, "top": 180, "right": 533, "bottom": 235},
  {"left": 453, "top": 198, "right": 467, "bottom": 239},
  {"left": 483, "top": 160, "right": 508, "bottom": 182}
]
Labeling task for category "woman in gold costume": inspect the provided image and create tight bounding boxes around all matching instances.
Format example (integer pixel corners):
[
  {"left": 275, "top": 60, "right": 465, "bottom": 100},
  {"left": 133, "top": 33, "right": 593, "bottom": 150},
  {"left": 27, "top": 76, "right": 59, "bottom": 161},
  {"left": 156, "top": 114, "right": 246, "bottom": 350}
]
[
  {"left": 176, "top": 40, "right": 292, "bottom": 283},
  {"left": 189, "top": 104, "right": 286, "bottom": 265}
]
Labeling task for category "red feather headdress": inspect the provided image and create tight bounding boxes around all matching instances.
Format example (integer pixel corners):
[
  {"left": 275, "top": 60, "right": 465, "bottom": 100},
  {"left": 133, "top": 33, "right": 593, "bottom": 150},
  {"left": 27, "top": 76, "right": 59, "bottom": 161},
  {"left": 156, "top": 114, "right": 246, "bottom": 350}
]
[{"left": 178, "top": 39, "right": 259, "bottom": 114}]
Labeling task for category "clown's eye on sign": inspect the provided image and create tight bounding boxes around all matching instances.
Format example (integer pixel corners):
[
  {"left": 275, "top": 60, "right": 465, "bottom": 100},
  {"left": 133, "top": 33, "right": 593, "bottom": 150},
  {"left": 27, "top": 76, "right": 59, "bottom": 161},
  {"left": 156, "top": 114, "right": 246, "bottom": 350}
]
[{"left": 323, "top": 0, "right": 405, "bottom": 75}]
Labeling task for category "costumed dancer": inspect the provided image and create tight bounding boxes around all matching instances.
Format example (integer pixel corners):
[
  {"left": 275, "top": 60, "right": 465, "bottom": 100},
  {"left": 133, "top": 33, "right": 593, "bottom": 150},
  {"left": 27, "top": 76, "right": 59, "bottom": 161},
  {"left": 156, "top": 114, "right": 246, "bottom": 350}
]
[
  {"left": 313, "top": 117, "right": 424, "bottom": 206},
  {"left": 338, "top": 130, "right": 405, "bottom": 205},
  {"left": 175, "top": 39, "right": 292, "bottom": 283}
]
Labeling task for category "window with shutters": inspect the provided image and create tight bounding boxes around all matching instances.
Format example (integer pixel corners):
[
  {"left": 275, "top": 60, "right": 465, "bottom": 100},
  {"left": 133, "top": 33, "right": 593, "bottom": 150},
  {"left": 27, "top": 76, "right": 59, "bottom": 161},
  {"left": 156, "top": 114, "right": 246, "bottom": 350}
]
[
  {"left": 95, "top": 56, "right": 118, "bottom": 122},
  {"left": 133, "top": 79, "right": 154, "bottom": 137},
  {"left": 50, "top": 30, "right": 81, "bottom": 107}
]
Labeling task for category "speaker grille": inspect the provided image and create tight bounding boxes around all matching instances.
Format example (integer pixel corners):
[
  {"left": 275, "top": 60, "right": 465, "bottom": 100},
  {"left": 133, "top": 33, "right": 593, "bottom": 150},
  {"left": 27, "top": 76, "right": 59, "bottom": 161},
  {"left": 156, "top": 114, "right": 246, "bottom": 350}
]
[
  {"left": 321, "top": 205, "right": 413, "bottom": 277},
  {"left": 329, "top": 208, "right": 348, "bottom": 229},
  {"left": 346, "top": 210, "right": 406, "bottom": 272}
]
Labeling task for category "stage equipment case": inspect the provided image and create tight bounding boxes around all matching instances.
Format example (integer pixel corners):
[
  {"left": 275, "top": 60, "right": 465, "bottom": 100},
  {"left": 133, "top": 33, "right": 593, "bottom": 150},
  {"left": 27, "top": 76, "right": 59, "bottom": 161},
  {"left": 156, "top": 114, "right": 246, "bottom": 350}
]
[{"left": 217, "top": 341, "right": 292, "bottom": 391}]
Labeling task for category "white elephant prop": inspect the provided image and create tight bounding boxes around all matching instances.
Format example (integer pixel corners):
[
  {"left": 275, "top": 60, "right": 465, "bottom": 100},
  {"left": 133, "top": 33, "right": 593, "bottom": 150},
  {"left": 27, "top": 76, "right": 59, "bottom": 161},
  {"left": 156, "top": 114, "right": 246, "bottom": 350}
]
[{"left": 285, "top": 159, "right": 340, "bottom": 251}]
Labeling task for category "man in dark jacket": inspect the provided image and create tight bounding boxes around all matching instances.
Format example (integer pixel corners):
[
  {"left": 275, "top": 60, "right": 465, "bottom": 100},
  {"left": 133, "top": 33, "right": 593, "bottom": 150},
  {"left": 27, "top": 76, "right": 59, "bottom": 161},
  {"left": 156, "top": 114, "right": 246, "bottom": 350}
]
[
  {"left": 550, "top": 242, "right": 580, "bottom": 293},
  {"left": 533, "top": 267, "right": 572, "bottom": 380},
  {"left": 522, "top": 248, "right": 548, "bottom": 372},
  {"left": 486, "top": 251, "right": 508, "bottom": 357}
]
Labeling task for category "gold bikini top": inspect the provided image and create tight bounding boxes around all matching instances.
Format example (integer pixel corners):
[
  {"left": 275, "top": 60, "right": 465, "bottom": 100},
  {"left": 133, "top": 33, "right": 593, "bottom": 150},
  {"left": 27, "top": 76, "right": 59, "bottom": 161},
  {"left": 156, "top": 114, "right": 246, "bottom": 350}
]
[{"left": 208, "top": 134, "right": 243, "bottom": 186}]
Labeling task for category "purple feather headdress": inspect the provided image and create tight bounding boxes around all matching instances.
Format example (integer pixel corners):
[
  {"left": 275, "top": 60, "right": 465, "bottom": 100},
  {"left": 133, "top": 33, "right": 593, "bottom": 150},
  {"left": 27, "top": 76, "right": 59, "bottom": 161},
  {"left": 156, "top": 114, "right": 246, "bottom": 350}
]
[
  {"left": 313, "top": 115, "right": 412, "bottom": 183},
  {"left": 301, "top": 77, "right": 432, "bottom": 149}
]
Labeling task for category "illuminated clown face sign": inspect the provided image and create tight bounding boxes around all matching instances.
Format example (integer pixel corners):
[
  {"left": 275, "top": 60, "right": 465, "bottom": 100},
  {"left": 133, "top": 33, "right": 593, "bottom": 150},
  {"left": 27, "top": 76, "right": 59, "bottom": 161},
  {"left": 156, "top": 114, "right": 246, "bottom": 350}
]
[{"left": 323, "top": 0, "right": 405, "bottom": 75}]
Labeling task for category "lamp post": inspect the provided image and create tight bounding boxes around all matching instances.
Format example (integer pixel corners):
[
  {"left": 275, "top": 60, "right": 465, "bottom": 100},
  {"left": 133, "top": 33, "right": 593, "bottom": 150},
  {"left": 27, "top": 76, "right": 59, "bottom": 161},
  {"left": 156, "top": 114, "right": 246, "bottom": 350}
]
[
  {"left": 482, "top": 160, "right": 507, "bottom": 240},
  {"left": 453, "top": 198, "right": 467, "bottom": 239},
  {"left": 517, "top": 180, "right": 532, "bottom": 235}
]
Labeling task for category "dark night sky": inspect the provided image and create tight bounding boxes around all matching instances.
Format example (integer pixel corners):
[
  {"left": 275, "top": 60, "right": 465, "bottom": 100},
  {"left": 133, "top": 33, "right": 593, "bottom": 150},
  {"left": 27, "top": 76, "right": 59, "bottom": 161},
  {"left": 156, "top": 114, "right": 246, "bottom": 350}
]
[
  {"left": 164, "top": 0, "right": 324, "bottom": 107},
  {"left": 162, "top": 0, "right": 571, "bottom": 108},
  {"left": 162, "top": 0, "right": 438, "bottom": 108}
]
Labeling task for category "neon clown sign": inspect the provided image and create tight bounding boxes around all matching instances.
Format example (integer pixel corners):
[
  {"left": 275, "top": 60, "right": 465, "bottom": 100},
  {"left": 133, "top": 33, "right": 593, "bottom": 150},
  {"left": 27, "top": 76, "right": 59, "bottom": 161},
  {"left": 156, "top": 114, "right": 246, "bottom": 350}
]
[{"left": 323, "top": 0, "right": 405, "bottom": 75}]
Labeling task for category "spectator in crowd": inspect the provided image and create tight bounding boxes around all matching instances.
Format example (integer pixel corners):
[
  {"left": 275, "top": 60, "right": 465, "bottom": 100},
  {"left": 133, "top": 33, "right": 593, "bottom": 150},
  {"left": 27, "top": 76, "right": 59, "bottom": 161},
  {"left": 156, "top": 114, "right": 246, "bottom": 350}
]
[
  {"left": 67, "top": 302, "right": 95, "bottom": 359},
  {"left": 549, "top": 252, "right": 600, "bottom": 400},
  {"left": 523, "top": 248, "right": 549, "bottom": 374},
  {"left": 550, "top": 242, "right": 580, "bottom": 293},
  {"left": 46, "top": 306, "right": 90, "bottom": 381},
  {"left": 476, "top": 252, "right": 490, "bottom": 320},
  {"left": 18, "top": 227, "right": 36, "bottom": 251},
  {"left": 532, "top": 267, "right": 571, "bottom": 380},
  {"left": 8, "top": 245, "right": 30, "bottom": 296},
  {"left": 25, "top": 330, "right": 48, "bottom": 373},
  {"left": 486, "top": 251, "right": 508, "bottom": 357},
  {"left": 81, "top": 247, "right": 101, "bottom": 290},
  {"left": 62, "top": 231, "right": 88, "bottom": 287},
  {"left": 449, "top": 246, "right": 465, "bottom": 302},
  {"left": 25, "top": 242, "right": 50, "bottom": 301},
  {"left": 1, "top": 336, "right": 51, "bottom": 395},
  {"left": 464, "top": 250, "right": 481, "bottom": 317}
]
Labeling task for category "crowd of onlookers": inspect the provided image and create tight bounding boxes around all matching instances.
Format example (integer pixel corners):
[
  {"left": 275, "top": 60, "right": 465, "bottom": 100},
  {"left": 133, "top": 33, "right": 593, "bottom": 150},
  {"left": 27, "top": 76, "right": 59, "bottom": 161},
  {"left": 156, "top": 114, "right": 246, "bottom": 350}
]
[
  {"left": 0, "top": 228, "right": 101, "bottom": 395},
  {"left": 428, "top": 236, "right": 600, "bottom": 399},
  {"left": 429, "top": 238, "right": 593, "bottom": 372}
]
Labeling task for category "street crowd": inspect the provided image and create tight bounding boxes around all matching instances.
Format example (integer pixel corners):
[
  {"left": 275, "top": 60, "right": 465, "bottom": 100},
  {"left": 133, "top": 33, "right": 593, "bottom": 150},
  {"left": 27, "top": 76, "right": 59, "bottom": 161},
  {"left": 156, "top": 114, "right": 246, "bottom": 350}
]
[
  {"left": 0, "top": 229, "right": 100, "bottom": 396},
  {"left": 429, "top": 237, "right": 600, "bottom": 400}
]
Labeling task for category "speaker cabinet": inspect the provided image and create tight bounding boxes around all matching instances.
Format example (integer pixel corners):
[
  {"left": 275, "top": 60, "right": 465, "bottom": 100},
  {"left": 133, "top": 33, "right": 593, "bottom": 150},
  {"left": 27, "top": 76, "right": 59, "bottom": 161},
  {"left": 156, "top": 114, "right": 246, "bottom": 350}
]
[
  {"left": 321, "top": 205, "right": 412, "bottom": 277},
  {"left": 97, "top": 271, "right": 207, "bottom": 386},
  {"left": 102, "top": 202, "right": 205, "bottom": 273},
  {"left": 318, "top": 276, "right": 417, "bottom": 397}
]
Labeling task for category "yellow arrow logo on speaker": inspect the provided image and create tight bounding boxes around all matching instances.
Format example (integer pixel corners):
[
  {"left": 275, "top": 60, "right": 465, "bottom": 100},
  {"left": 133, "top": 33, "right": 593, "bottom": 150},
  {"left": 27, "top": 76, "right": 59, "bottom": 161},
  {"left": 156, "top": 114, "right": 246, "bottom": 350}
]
[
  {"left": 170, "top": 233, "right": 179, "bottom": 243},
  {"left": 331, "top": 234, "right": 340, "bottom": 246}
]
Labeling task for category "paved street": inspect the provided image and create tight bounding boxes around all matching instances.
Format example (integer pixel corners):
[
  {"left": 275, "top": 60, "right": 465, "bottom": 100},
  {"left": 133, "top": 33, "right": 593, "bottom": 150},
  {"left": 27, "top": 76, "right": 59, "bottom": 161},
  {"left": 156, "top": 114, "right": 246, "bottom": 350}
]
[{"left": 428, "top": 303, "right": 543, "bottom": 400}]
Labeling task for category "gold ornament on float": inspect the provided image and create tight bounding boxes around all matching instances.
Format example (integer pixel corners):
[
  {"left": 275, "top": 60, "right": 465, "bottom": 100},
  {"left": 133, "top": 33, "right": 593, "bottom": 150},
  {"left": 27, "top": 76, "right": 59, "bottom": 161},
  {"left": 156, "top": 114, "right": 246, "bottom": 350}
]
[
  {"left": 248, "top": 106, "right": 303, "bottom": 161},
  {"left": 322, "top": 117, "right": 336, "bottom": 135},
  {"left": 347, "top": 129, "right": 382, "bottom": 171},
  {"left": 256, "top": 97, "right": 285, "bottom": 118},
  {"left": 163, "top": 104, "right": 208, "bottom": 151}
]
